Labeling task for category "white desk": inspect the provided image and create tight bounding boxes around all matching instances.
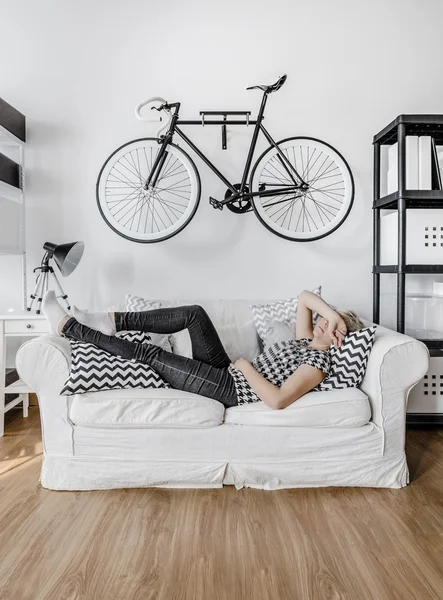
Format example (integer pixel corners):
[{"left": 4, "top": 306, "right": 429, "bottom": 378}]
[{"left": 0, "top": 313, "right": 49, "bottom": 436}]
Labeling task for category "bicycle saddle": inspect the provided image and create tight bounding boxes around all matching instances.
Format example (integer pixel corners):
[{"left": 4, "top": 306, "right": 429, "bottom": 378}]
[{"left": 246, "top": 74, "right": 287, "bottom": 93}]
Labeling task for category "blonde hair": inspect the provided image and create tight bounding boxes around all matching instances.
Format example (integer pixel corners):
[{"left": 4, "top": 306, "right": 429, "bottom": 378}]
[{"left": 337, "top": 309, "right": 364, "bottom": 333}]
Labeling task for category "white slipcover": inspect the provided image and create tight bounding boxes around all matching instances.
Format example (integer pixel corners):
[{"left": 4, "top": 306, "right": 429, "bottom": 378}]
[
  {"left": 68, "top": 385, "right": 370, "bottom": 429},
  {"left": 16, "top": 299, "right": 429, "bottom": 491},
  {"left": 225, "top": 388, "right": 370, "bottom": 428},
  {"left": 70, "top": 388, "right": 225, "bottom": 429}
]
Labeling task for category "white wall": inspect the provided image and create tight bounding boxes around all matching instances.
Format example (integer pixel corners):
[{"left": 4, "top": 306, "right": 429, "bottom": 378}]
[{"left": 1, "top": 0, "right": 443, "bottom": 318}]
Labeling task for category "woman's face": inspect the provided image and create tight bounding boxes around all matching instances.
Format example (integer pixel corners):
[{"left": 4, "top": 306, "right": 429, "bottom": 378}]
[{"left": 312, "top": 318, "right": 334, "bottom": 347}]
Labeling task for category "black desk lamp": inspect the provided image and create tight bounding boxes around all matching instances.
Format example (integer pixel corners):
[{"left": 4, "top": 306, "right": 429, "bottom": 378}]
[{"left": 27, "top": 241, "right": 84, "bottom": 313}]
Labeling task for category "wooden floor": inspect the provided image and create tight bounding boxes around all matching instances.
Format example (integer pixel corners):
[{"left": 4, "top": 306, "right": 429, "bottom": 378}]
[{"left": 0, "top": 406, "right": 442, "bottom": 600}]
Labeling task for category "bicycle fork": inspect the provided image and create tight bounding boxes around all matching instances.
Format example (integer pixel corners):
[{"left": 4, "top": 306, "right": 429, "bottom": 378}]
[{"left": 144, "top": 103, "right": 181, "bottom": 189}]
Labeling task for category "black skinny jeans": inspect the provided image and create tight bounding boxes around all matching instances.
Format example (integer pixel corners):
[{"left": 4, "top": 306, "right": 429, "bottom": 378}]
[{"left": 61, "top": 305, "right": 238, "bottom": 408}]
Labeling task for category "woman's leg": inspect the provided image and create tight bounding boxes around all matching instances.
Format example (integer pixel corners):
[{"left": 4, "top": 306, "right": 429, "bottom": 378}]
[
  {"left": 114, "top": 305, "right": 231, "bottom": 368},
  {"left": 61, "top": 317, "right": 238, "bottom": 408}
]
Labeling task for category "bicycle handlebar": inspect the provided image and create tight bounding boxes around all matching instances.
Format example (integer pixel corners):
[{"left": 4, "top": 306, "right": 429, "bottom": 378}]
[{"left": 134, "top": 97, "right": 172, "bottom": 138}]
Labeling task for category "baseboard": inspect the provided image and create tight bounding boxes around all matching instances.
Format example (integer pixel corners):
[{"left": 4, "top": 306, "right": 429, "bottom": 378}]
[{"left": 406, "top": 413, "right": 443, "bottom": 426}]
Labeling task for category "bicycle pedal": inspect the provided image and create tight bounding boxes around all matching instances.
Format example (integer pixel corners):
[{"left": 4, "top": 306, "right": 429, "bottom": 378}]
[{"left": 209, "top": 196, "right": 223, "bottom": 210}]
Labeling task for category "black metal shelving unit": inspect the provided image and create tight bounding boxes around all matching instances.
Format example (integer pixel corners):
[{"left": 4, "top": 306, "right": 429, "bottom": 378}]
[{"left": 373, "top": 115, "right": 443, "bottom": 426}]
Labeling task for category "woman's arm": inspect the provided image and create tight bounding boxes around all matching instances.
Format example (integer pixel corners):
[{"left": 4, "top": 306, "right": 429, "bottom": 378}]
[
  {"left": 296, "top": 290, "right": 337, "bottom": 339},
  {"left": 234, "top": 358, "right": 325, "bottom": 410},
  {"left": 296, "top": 290, "right": 347, "bottom": 347}
]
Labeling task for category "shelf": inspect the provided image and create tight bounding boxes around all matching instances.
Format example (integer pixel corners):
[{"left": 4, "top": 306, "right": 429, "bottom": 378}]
[
  {"left": 4, "top": 379, "right": 32, "bottom": 394},
  {"left": 419, "top": 340, "right": 443, "bottom": 351},
  {"left": 373, "top": 115, "right": 443, "bottom": 145},
  {"left": 0, "top": 123, "right": 24, "bottom": 147},
  {"left": 0, "top": 99, "right": 26, "bottom": 144},
  {"left": 374, "top": 190, "right": 443, "bottom": 210},
  {"left": 374, "top": 265, "right": 443, "bottom": 274},
  {"left": 406, "top": 413, "right": 443, "bottom": 426},
  {"left": 0, "top": 179, "right": 22, "bottom": 203}
]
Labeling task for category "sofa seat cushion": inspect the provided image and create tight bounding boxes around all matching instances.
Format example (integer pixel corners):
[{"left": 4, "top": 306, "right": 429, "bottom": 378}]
[
  {"left": 69, "top": 388, "right": 224, "bottom": 429},
  {"left": 224, "top": 388, "right": 371, "bottom": 427}
]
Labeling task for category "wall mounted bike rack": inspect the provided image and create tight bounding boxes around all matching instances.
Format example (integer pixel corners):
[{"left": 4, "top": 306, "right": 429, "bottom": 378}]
[{"left": 199, "top": 111, "right": 251, "bottom": 149}]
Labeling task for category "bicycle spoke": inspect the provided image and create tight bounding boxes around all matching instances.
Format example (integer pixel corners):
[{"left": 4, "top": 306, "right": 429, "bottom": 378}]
[
  {"left": 275, "top": 197, "right": 301, "bottom": 229},
  {"left": 309, "top": 185, "right": 344, "bottom": 204},
  {"left": 261, "top": 193, "right": 301, "bottom": 209},
  {"left": 265, "top": 157, "right": 294, "bottom": 184},
  {"left": 309, "top": 160, "right": 337, "bottom": 187},
  {"left": 151, "top": 192, "right": 178, "bottom": 227},
  {"left": 120, "top": 154, "right": 143, "bottom": 183},
  {"left": 306, "top": 192, "right": 340, "bottom": 217}
]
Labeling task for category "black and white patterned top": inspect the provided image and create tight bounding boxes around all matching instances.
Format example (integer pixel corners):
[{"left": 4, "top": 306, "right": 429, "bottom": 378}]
[{"left": 228, "top": 338, "right": 331, "bottom": 406}]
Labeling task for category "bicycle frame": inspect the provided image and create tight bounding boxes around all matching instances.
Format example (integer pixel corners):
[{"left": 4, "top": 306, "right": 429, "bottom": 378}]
[{"left": 145, "top": 92, "right": 309, "bottom": 208}]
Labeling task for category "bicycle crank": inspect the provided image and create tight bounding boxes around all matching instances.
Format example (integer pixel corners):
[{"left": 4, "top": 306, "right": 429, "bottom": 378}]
[{"left": 224, "top": 184, "right": 252, "bottom": 214}]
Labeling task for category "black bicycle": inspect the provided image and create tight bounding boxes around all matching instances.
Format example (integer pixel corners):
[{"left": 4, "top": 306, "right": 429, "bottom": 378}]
[{"left": 97, "top": 75, "right": 354, "bottom": 243}]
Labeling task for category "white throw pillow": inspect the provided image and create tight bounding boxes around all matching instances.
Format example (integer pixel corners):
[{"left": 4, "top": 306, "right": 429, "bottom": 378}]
[
  {"left": 263, "top": 319, "right": 295, "bottom": 347},
  {"left": 169, "top": 329, "right": 193, "bottom": 358},
  {"left": 250, "top": 286, "right": 322, "bottom": 346},
  {"left": 123, "top": 294, "right": 172, "bottom": 352}
]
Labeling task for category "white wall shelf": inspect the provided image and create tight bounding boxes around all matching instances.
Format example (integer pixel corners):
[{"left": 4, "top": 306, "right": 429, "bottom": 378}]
[
  {"left": 0, "top": 123, "right": 24, "bottom": 147},
  {"left": 0, "top": 179, "right": 23, "bottom": 203},
  {"left": 0, "top": 99, "right": 26, "bottom": 312}
]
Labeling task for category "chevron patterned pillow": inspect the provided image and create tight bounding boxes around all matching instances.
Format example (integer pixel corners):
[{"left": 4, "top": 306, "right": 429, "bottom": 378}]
[
  {"left": 250, "top": 286, "right": 322, "bottom": 345},
  {"left": 60, "top": 330, "right": 170, "bottom": 395},
  {"left": 125, "top": 294, "right": 157, "bottom": 311},
  {"left": 316, "top": 326, "right": 377, "bottom": 391}
]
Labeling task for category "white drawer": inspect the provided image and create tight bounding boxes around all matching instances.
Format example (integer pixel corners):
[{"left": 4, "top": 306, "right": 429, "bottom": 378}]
[{"left": 4, "top": 319, "right": 49, "bottom": 335}]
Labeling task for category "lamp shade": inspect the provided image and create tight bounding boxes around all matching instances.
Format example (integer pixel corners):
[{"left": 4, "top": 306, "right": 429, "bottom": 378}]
[{"left": 43, "top": 241, "right": 84, "bottom": 276}]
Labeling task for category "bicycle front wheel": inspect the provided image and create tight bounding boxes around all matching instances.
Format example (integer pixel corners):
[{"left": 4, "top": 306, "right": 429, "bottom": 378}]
[
  {"left": 250, "top": 137, "right": 354, "bottom": 241},
  {"left": 96, "top": 138, "right": 201, "bottom": 243}
]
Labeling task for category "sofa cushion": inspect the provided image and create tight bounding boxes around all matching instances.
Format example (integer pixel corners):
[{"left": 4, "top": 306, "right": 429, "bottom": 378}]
[
  {"left": 69, "top": 388, "right": 225, "bottom": 428},
  {"left": 224, "top": 387, "right": 371, "bottom": 427},
  {"left": 150, "top": 299, "right": 262, "bottom": 362}
]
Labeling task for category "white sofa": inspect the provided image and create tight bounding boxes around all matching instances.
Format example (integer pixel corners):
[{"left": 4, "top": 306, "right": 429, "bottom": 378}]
[{"left": 16, "top": 299, "right": 429, "bottom": 491}]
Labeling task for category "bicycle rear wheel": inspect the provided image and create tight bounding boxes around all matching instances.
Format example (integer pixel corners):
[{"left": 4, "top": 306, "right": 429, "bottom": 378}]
[
  {"left": 96, "top": 138, "right": 201, "bottom": 243},
  {"left": 250, "top": 137, "right": 354, "bottom": 241}
]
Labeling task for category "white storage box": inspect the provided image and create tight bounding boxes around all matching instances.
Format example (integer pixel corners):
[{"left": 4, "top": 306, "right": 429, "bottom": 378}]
[
  {"left": 380, "top": 210, "right": 443, "bottom": 264},
  {"left": 408, "top": 357, "right": 443, "bottom": 413},
  {"left": 380, "top": 293, "right": 443, "bottom": 338}
]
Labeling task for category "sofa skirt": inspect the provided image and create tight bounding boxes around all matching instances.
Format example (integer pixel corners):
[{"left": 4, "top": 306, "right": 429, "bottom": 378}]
[
  {"left": 37, "top": 420, "right": 409, "bottom": 491},
  {"left": 40, "top": 454, "right": 409, "bottom": 491}
]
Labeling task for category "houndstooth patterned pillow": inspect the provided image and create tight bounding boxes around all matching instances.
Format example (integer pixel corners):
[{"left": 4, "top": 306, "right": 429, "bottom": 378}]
[
  {"left": 250, "top": 286, "right": 322, "bottom": 345},
  {"left": 316, "top": 326, "right": 377, "bottom": 391},
  {"left": 124, "top": 294, "right": 172, "bottom": 352},
  {"left": 60, "top": 330, "right": 170, "bottom": 395}
]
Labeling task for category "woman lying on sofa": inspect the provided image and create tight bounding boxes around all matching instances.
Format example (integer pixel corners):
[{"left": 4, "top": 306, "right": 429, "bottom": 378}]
[{"left": 42, "top": 290, "right": 363, "bottom": 411}]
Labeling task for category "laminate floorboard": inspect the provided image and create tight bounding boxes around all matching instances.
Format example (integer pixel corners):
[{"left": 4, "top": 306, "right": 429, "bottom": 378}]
[{"left": 0, "top": 406, "right": 442, "bottom": 600}]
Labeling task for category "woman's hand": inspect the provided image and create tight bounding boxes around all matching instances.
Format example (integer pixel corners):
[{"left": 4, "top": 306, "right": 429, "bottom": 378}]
[
  {"left": 327, "top": 313, "right": 347, "bottom": 349},
  {"left": 232, "top": 357, "right": 250, "bottom": 372}
]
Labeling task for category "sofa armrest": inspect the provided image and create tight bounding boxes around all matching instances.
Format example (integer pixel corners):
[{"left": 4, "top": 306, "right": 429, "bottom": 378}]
[
  {"left": 360, "top": 325, "right": 429, "bottom": 455},
  {"left": 16, "top": 334, "right": 74, "bottom": 456}
]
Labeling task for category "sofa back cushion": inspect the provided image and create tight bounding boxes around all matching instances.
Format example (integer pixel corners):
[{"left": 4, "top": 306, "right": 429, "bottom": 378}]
[{"left": 153, "top": 299, "right": 263, "bottom": 362}]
